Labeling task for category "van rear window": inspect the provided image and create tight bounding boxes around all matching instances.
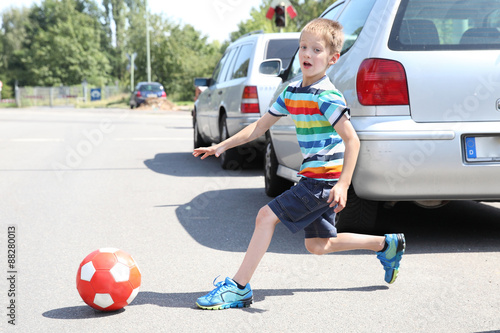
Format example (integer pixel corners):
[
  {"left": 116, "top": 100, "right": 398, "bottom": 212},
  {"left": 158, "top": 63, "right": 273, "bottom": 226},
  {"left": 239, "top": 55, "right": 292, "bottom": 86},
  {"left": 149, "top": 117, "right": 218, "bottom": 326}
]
[
  {"left": 266, "top": 39, "right": 298, "bottom": 68},
  {"left": 389, "top": 0, "right": 500, "bottom": 51}
]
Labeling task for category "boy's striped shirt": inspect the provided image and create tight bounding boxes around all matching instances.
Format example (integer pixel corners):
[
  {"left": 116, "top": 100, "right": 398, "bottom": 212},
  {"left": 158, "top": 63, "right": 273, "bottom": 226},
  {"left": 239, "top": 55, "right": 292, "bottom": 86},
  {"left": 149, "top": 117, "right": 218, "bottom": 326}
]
[{"left": 268, "top": 76, "right": 349, "bottom": 181}]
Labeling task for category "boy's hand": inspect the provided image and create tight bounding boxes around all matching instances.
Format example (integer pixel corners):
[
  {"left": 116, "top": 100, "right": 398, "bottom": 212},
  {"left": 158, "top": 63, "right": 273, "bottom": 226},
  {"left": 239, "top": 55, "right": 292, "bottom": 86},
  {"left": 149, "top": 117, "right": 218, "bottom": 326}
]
[
  {"left": 192, "top": 113, "right": 279, "bottom": 161},
  {"left": 193, "top": 145, "right": 225, "bottom": 160},
  {"left": 327, "top": 183, "right": 349, "bottom": 213}
]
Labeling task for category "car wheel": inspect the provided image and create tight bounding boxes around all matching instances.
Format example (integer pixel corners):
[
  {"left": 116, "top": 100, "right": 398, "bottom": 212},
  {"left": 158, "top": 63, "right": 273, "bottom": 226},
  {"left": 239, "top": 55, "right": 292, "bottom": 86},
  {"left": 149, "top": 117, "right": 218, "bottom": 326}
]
[
  {"left": 264, "top": 138, "right": 294, "bottom": 197},
  {"left": 335, "top": 186, "right": 379, "bottom": 233},
  {"left": 193, "top": 111, "right": 208, "bottom": 149},
  {"left": 219, "top": 114, "right": 243, "bottom": 170}
]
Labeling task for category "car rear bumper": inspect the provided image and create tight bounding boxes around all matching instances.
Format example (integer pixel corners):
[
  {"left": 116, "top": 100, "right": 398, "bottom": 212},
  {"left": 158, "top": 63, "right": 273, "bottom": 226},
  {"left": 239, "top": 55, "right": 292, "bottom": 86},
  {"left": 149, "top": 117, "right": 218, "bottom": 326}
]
[
  {"left": 226, "top": 114, "right": 266, "bottom": 146},
  {"left": 352, "top": 116, "right": 500, "bottom": 201}
]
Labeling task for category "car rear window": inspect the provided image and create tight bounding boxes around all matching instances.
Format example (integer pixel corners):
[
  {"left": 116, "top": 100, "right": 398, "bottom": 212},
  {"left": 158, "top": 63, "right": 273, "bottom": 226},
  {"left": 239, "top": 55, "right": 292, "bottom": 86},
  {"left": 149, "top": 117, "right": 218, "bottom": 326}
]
[
  {"left": 266, "top": 39, "right": 299, "bottom": 68},
  {"left": 139, "top": 84, "right": 163, "bottom": 92},
  {"left": 334, "top": 0, "right": 376, "bottom": 54},
  {"left": 389, "top": 0, "right": 500, "bottom": 51}
]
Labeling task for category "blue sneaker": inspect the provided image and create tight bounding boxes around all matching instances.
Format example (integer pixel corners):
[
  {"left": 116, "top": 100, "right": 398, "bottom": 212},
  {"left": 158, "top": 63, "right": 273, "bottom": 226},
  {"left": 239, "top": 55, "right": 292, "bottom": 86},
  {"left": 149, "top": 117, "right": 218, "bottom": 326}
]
[
  {"left": 377, "top": 233, "right": 406, "bottom": 284},
  {"left": 196, "top": 277, "right": 253, "bottom": 310}
]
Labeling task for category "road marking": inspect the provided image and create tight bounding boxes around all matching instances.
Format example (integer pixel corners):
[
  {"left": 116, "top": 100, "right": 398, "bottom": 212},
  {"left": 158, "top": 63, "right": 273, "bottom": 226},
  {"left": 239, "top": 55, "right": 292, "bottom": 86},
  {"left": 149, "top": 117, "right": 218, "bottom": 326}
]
[
  {"left": 4, "top": 138, "right": 64, "bottom": 142},
  {"left": 0, "top": 137, "right": 188, "bottom": 142},
  {"left": 113, "top": 137, "right": 188, "bottom": 141}
]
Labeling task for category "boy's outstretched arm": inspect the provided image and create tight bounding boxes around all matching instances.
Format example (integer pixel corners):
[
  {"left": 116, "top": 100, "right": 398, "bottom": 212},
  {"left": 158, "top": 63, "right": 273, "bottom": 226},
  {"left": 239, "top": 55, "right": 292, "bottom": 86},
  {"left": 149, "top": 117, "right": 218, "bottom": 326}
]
[
  {"left": 193, "top": 112, "right": 280, "bottom": 160},
  {"left": 328, "top": 115, "right": 360, "bottom": 212}
]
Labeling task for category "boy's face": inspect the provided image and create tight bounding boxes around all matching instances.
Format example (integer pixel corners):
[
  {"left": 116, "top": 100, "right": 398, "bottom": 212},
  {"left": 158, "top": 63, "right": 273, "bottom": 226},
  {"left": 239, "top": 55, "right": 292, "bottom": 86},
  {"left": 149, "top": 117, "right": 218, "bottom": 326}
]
[{"left": 299, "top": 31, "right": 340, "bottom": 86}]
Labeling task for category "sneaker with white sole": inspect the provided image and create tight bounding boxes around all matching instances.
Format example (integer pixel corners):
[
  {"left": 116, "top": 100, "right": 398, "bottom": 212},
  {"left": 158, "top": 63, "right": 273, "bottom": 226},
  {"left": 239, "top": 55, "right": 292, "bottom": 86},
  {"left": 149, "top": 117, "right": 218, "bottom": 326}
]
[{"left": 196, "top": 277, "right": 253, "bottom": 310}]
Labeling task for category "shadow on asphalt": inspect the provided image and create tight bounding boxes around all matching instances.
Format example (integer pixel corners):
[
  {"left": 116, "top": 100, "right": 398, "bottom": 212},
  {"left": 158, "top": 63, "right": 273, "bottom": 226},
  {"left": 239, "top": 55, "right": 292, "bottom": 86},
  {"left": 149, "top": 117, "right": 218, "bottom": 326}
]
[
  {"left": 174, "top": 188, "right": 308, "bottom": 254},
  {"left": 145, "top": 152, "right": 500, "bottom": 255},
  {"left": 42, "top": 285, "right": 388, "bottom": 318},
  {"left": 145, "top": 152, "right": 223, "bottom": 177},
  {"left": 133, "top": 285, "right": 388, "bottom": 311},
  {"left": 42, "top": 306, "right": 125, "bottom": 319},
  {"left": 376, "top": 200, "right": 500, "bottom": 254},
  {"left": 173, "top": 187, "right": 500, "bottom": 255},
  {"left": 144, "top": 152, "right": 262, "bottom": 178}
]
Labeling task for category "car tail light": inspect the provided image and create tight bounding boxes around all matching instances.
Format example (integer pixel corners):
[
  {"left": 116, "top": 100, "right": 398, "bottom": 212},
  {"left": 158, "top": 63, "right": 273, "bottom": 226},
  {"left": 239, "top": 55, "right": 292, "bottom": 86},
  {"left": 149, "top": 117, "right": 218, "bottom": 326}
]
[
  {"left": 357, "top": 58, "right": 409, "bottom": 106},
  {"left": 136, "top": 91, "right": 142, "bottom": 97},
  {"left": 241, "top": 86, "right": 259, "bottom": 113},
  {"left": 161, "top": 91, "right": 166, "bottom": 98}
]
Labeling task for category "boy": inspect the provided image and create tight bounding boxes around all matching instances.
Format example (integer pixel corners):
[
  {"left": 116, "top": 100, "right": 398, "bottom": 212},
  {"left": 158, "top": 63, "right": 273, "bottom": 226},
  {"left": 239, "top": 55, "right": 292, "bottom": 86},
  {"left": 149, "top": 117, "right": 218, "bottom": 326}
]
[{"left": 192, "top": 18, "right": 405, "bottom": 310}]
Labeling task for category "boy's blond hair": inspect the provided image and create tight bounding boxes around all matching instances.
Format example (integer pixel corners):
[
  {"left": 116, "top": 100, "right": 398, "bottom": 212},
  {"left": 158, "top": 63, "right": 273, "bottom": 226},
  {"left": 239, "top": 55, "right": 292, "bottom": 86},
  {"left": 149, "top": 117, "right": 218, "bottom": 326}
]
[{"left": 301, "top": 18, "right": 344, "bottom": 55}]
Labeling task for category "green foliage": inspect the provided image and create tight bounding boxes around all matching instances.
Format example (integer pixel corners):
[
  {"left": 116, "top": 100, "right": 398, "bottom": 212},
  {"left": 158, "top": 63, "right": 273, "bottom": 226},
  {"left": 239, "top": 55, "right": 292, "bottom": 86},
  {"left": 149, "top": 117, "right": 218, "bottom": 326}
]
[
  {"left": 0, "top": 79, "right": 13, "bottom": 99},
  {"left": 0, "top": 0, "right": 336, "bottom": 102},
  {"left": 289, "top": 0, "right": 333, "bottom": 29},
  {"left": 28, "top": 0, "right": 111, "bottom": 86},
  {"left": 150, "top": 21, "right": 222, "bottom": 101},
  {"left": 1, "top": 0, "right": 111, "bottom": 86},
  {"left": 0, "top": 6, "right": 30, "bottom": 90}
]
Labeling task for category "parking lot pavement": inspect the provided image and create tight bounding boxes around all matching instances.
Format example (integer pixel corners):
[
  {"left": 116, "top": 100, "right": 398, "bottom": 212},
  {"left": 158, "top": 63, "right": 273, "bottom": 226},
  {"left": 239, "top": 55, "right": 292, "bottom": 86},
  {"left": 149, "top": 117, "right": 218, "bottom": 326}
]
[{"left": 0, "top": 108, "right": 498, "bottom": 332}]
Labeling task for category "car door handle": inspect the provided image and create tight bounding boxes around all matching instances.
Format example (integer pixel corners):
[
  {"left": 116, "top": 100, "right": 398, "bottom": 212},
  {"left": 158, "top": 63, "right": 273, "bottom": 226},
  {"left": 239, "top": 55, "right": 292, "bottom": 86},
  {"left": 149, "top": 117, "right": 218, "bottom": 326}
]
[{"left": 218, "top": 91, "right": 223, "bottom": 95}]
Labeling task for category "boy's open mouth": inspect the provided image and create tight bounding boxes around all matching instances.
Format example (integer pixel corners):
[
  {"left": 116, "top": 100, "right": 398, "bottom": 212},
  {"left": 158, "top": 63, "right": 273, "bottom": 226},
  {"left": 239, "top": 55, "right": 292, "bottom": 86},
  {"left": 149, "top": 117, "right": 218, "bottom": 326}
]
[{"left": 303, "top": 61, "right": 312, "bottom": 68}]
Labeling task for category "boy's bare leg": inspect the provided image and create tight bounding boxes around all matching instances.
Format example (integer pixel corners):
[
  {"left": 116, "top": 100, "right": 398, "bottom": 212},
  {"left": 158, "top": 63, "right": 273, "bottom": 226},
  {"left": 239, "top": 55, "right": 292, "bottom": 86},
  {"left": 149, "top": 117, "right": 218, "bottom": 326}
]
[
  {"left": 304, "top": 233, "right": 386, "bottom": 255},
  {"left": 233, "top": 205, "right": 280, "bottom": 286},
  {"left": 305, "top": 233, "right": 405, "bottom": 285}
]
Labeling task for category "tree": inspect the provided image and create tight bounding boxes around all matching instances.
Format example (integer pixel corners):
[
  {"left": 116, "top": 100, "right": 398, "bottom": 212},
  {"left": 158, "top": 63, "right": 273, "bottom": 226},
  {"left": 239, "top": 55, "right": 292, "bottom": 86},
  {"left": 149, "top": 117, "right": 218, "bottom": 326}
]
[
  {"left": 0, "top": 6, "right": 31, "bottom": 93},
  {"left": 154, "top": 23, "right": 222, "bottom": 101},
  {"left": 288, "top": 0, "right": 333, "bottom": 29},
  {"left": 122, "top": 0, "right": 149, "bottom": 89},
  {"left": 103, "top": 0, "right": 127, "bottom": 81},
  {"left": 21, "top": 0, "right": 111, "bottom": 86},
  {"left": 1, "top": 0, "right": 337, "bottom": 102},
  {"left": 127, "top": 12, "right": 222, "bottom": 101}
]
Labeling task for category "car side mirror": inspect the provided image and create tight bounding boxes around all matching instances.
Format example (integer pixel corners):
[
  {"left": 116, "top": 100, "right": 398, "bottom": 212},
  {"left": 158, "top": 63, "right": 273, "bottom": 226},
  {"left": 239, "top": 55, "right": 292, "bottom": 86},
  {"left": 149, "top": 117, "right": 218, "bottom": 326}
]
[
  {"left": 194, "top": 77, "right": 212, "bottom": 87},
  {"left": 259, "top": 59, "right": 282, "bottom": 76}
]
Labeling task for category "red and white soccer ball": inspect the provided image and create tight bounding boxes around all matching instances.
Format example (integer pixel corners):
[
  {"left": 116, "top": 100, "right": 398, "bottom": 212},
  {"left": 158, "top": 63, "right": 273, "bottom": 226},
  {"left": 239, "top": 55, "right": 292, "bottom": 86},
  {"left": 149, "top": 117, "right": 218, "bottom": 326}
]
[{"left": 76, "top": 248, "right": 141, "bottom": 311}]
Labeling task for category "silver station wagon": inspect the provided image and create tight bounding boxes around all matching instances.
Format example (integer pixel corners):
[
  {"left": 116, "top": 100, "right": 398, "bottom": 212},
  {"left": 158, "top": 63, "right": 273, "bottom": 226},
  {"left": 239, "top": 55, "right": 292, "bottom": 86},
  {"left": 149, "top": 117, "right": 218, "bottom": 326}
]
[{"left": 262, "top": 0, "right": 500, "bottom": 231}]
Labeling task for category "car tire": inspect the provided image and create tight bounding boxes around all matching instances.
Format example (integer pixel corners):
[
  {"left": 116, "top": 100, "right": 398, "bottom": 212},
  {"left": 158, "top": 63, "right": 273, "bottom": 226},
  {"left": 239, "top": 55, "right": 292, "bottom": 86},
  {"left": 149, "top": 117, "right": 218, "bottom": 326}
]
[
  {"left": 219, "top": 114, "right": 243, "bottom": 170},
  {"left": 335, "top": 186, "right": 379, "bottom": 233},
  {"left": 193, "top": 111, "right": 209, "bottom": 149},
  {"left": 264, "top": 138, "right": 294, "bottom": 197}
]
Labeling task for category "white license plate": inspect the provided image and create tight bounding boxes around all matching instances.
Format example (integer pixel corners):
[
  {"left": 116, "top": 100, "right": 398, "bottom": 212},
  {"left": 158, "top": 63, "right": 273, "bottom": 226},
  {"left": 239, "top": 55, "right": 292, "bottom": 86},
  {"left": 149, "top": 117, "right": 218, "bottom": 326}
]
[
  {"left": 464, "top": 136, "right": 500, "bottom": 162},
  {"left": 147, "top": 94, "right": 157, "bottom": 98}
]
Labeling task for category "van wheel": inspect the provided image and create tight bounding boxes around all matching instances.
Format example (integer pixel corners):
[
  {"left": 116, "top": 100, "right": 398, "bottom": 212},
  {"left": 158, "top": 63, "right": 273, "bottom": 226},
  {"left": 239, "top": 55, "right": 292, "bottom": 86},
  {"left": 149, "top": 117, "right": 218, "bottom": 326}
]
[
  {"left": 193, "top": 111, "right": 208, "bottom": 149},
  {"left": 219, "top": 114, "right": 243, "bottom": 170},
  {"left": 335, "top": 186, "right": 379, "bottom": 233},
  {"left": 264, "top": 138, "right": 294, "bottom": 197}
]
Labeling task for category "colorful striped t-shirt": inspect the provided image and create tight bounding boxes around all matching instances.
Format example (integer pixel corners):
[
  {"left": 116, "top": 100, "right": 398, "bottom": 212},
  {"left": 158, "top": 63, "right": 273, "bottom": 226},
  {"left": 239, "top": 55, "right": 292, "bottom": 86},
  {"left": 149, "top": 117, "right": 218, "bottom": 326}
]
[{"left": 268, "top": 76, "right": 350, "bottom": 181}]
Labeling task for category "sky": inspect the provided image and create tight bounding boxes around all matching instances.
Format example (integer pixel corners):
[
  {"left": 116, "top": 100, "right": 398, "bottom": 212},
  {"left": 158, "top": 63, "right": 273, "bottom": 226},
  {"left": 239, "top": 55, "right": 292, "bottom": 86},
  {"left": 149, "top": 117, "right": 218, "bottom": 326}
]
[{"left": 0, "top": 0, "right": 265, "bottom": 42}]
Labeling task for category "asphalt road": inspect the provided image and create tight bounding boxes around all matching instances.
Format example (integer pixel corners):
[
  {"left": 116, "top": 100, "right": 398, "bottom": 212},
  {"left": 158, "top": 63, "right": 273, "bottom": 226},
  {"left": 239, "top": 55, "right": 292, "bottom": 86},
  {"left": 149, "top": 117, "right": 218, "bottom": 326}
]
[{"left": 0, "top": 107, "right": 499, "bottom": 333}]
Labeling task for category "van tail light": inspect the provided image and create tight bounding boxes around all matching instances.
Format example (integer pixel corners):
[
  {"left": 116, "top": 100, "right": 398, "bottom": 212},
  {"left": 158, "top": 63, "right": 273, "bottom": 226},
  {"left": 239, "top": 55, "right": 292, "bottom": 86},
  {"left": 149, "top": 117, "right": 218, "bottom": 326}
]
[
  {"left": 136, "top": 91, "right": 142, "bottom": 97},
  {"left": 241, "top": 86, "right": 260, "bottom": 113},
  {"left": 161, "top": 91, "right": 166, "bottom": 98},
  {"left": 357, "top": 58, "right": 409, "bottom": 106}
]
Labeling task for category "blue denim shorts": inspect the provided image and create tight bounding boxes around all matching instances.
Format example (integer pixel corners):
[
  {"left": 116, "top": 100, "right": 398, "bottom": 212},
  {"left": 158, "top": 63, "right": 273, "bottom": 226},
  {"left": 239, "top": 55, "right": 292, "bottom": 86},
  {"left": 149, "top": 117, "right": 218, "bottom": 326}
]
[{"left": 268, "top": 177, "right": 337, "bottom": 238}]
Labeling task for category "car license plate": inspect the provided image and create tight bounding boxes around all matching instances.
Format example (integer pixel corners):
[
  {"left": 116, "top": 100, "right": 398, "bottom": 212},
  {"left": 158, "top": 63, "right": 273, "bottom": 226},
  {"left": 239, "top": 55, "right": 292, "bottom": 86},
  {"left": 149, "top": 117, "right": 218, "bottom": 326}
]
[
  {"left": 147, "top": 94, "right": 157, "bottom": 98},
  {"left": 464, "top": 136, "right": 500, "bottom": 162}
]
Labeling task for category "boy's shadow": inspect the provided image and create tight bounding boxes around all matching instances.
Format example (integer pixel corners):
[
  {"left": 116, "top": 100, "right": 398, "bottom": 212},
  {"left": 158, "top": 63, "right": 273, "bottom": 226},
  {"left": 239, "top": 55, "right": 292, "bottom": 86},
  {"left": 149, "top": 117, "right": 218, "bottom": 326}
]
[
  {"left": 144, "top": 152, "right": 263, "bottom": 178},
  {"left": 172, "top": 188, "right": 309, "bottom": 254},
  {"left": 42, "top": 285, "right": 388, "bottom": 319}
]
